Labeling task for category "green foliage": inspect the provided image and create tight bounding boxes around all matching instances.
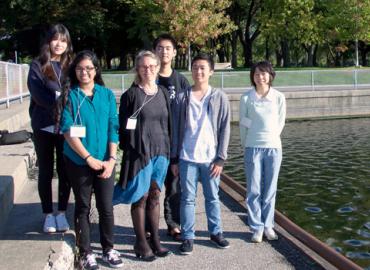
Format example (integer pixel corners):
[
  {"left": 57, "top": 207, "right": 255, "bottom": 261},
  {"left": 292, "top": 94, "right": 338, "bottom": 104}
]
[
  {"left": 153, "top": 0, "right": 237, "bottom": 50},
  {"left": 1, "top": 0, "right": 370, "bottom": 67}
]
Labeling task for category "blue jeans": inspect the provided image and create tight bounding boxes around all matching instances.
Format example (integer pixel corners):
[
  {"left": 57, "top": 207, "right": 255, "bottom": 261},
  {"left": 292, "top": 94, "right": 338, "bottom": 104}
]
[
  {"left": 179, "top": 159, "right": 222, "bottom": 240},
  {"left": 244, "top": 147, "right": 282, "bottom": 232}
]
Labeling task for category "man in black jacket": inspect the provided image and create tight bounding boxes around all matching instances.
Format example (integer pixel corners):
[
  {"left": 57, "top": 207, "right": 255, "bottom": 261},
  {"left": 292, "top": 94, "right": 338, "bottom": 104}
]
[{"left": 153, "top": 34, "right": 190, "bottom": 240}]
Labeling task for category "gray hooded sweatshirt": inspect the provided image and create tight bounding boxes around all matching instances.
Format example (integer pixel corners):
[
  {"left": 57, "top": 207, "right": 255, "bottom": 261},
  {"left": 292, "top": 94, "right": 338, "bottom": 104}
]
[{"left": 170, "top": 86, "right": 231, "bottom": 166}]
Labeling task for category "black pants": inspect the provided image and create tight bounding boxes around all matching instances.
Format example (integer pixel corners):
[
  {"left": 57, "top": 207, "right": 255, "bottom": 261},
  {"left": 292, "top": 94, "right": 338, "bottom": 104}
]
[
  {"left": 33, "top": 129, "right": 71, "bottom": 213},
  {"left": 64, "top": 156, "right": 114, "bottom": 255},
  {"left": 163, "top": 168, "right": 181, "bottom": 230}
]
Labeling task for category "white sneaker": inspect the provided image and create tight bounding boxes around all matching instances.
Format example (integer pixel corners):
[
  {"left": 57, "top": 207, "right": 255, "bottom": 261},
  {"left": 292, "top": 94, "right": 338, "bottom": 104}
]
[
  {"left": 80, "top": 253, "right": 99, "bottom": 270},
  {"left": 55, "top": 213, "right": 70, "bottom": 232},
  {"left": 43, "top": 214, "right": 56, "bottom": 233},
  {"left": 102, "top": 249, "right": 123, "bottom": 268},
  {"left": 264, "top": 228, "right": 278, "bottom": 241},
  {"left": 251, "top": 230, "right": 263, "bottom": 243}
]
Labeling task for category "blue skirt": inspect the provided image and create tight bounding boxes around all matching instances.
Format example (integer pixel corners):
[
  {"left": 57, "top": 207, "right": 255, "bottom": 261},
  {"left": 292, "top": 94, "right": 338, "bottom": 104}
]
[{"left": 113, "top": 155, "right": 169, "bottom": 204}]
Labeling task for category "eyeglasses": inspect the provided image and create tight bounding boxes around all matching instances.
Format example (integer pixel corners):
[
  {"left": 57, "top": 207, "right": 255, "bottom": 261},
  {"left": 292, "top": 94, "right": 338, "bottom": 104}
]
[
  {"left": 139, "top": 64, "right": 157, "bottom": 71},
  {"left": 76, "top": 66, "right": 96, "bottom": 73}
]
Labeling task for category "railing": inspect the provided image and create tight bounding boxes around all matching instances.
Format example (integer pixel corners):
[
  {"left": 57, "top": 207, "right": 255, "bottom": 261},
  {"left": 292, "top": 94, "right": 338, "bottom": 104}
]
[
  {"left": 2, "top": 66, "right": 369, "bottom": 108},
  {"left": 102, "top": 69, "right": 370, "bottom": 96},
  {"left": 0, "top": 61, "right": 30, "bottom": 108}
]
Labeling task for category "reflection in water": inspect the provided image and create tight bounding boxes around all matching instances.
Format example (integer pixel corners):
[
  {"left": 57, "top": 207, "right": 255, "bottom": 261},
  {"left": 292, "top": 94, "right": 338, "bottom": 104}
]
[{"left": 224, "top": 118, "right": 370, "bottom": 269}]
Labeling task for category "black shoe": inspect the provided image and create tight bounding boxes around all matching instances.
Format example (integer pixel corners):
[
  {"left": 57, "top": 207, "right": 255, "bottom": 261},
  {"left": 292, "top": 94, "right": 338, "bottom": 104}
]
[
  {"left": 154, "top": 249, "right": 172, "bottom": 257},
  {"left": 210, "top": 233, "right": 230, "bottom": 249},
  {"left": 148, "top": 239, "right": 172, "bottom": 258},
  {"left": 179, "top": 239, "right": 193, "bottom": 255},
  {"left": 134, "top": 245, "right": 156, "bottom": 262}
]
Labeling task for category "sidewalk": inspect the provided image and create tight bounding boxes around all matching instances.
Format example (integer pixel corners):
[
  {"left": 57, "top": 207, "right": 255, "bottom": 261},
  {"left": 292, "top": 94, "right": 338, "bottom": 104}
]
[
  {"left": 0, "top": 180, "right": 322, "bottom": 270},
  {"left": 0, "top": 99, "right": 323, "bottom": 270},
  {"left": 91, "top": 187, "right": 321, "bottom": 270}
]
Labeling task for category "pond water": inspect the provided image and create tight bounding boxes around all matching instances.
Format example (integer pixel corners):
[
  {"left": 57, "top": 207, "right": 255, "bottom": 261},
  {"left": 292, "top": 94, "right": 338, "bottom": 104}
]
[{"left": 224, "top": 118, "right": 370, "bottom": 269}]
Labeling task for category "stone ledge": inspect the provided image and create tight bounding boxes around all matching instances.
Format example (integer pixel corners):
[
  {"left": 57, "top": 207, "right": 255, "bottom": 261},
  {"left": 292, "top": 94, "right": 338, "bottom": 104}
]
[{"left": 0, "top": 141, "right": 35, "bottom": 234}]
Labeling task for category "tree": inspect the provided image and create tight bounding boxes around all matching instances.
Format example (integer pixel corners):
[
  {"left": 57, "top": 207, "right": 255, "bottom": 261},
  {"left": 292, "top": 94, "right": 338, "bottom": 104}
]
[
  {"left": 257, "top": 0, "right": 325, "bottom": 67},
  {"left": 324, "top": 0, "right": 370, "bottom": 66},
  {"left": 152, "top": 0, "right": 236, "bottom": 70},
  {"left": 227, "top": 0, "right": 263, "bottom": 68}
]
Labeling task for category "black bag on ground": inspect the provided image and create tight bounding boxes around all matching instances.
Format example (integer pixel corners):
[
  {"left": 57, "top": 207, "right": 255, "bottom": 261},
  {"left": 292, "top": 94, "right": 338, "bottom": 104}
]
[{"left": 0, "top": 130, "right": 32, "bottom": 145}]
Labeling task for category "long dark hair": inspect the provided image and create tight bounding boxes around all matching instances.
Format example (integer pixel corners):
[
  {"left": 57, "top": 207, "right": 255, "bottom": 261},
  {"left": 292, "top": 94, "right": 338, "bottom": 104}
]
[
  {"left": 38, "top": 24, "right": 73, "bottom": 80},
  {"left": 55, "top": 50, "right": 104, "bottom": 131}
]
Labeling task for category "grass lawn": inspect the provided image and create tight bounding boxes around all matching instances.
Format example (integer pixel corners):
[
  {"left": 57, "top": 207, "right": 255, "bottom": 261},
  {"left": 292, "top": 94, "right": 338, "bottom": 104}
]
[{"left": 102, "top": 68, "right": 370, "bottom": 91}]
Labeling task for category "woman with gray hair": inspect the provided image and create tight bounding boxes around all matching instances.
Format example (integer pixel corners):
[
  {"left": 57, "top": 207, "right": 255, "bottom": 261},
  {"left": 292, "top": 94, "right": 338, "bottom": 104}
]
[{"left": 113, "top": 51, "right": 172, "bottom": 261}]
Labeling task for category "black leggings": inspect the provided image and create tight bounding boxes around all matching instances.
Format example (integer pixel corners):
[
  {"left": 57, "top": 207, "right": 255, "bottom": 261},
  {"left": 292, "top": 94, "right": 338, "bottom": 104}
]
[
  {"left": 33, "top": 129, "right": 71, "bottom": 213},
  {"left": 163, "top": 168, "right": 181, "bottom": 230},
  {"left": 64, "top": 156, "right": 115, "bottom": 255}
]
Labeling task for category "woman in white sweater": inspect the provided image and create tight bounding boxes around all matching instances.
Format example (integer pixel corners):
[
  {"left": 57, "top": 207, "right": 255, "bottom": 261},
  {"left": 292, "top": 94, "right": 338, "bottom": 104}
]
[{"left": 239, "top": 61, "right": 286, "bottom": 243}]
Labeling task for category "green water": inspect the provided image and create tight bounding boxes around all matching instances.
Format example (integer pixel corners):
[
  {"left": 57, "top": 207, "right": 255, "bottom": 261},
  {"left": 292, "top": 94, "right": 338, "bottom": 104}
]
[{"left": 224, "top": 118, "right": 370, "bottom": 269}]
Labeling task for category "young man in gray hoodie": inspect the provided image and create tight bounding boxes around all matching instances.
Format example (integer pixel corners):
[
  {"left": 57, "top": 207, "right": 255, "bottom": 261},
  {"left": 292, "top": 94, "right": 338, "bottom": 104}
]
[{"left": 170, "top": 53, "right": 231, "bottom": 255}]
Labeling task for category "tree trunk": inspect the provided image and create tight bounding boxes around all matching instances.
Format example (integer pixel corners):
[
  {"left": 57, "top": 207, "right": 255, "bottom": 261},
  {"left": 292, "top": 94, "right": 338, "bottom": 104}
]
[
  {"left": 181, "top": 53, "right": 186, "bottom": 70},
  {"left": 105, "top": 53, "right": 112, "bottom": 70},
  {"left": 313, "top": 45, "right": 318, "bottom": 67},
  {"left": 187, "top": 46, "right": 191, "bottom": 71},
  {"left": 276, "top": 48, "right": 283, "bottom": 67},
  {"left": 359, "top": 41, "right": 369, "bottom": 66},
  {"left": 118, "top": 51, "right": 128, "bottom": 70},
  {"left": 306, "top": 45, "right": 315, "bottom": 67},
  {"left": 216, "top": 36, "right": 226, "bottom": 63},
  {"left": 231, "top": 31, "right": 238, "bottom": 68},
  {"left": 265, "top": 37, "right": 270, "bottom": 61},
  {"left": 217, "top": 49, "right": 226, "bottom": 63},
  {"left": 243, "top": 41, "right": 253, "bottom": 68},
  {"left": 334, "top": 52, "right": 341, "bottom": 67},
  {"left": 281, "top": 39, "right": 290, "bottom": 67},
  {"left": 175, "top": 54, "right": 180, "bottom": 69}
]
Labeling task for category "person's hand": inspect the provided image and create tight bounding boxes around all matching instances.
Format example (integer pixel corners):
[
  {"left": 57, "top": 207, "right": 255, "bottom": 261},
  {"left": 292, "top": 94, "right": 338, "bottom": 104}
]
[
  {"left": 171, "top": 164, "right": 179, "bottom": 177},
  {"left": 210, "top": 163, "right": 223, "bottom": 178},
  {"left": 98, "top": 159, "right": 115, "bottom": 179},
  {"left": 86, "top": 156, "right": 103, "bottom": 171}
]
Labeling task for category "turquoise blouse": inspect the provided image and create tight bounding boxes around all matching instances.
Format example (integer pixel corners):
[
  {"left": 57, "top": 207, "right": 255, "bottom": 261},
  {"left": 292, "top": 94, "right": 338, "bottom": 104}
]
[{"left": 61, "top": 84, "right": 119, "bottom": 165}]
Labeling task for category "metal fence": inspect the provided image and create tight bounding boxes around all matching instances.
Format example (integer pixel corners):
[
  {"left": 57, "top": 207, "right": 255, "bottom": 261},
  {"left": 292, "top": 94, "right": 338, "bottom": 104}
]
[
  {"left": 2, "top": 65, "right": 370, "bottom": 108},
  {"left": 0, "top": 61, "right": 30, "bottom": 107},
  {"left": 102, "top": 69, "right": 370, "bottom": 95}
]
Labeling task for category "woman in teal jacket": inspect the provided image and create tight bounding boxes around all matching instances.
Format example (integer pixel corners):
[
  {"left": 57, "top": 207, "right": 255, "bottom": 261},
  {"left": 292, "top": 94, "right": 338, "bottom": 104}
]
[{"left": 59, "top": 50, "right": 123, "bottom": 270}]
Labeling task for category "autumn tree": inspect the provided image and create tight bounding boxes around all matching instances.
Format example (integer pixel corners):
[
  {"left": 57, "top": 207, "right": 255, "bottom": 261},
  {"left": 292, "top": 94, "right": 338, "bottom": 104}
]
[{"left": 153, "top": 0, "right": 236, "bottom": 70}]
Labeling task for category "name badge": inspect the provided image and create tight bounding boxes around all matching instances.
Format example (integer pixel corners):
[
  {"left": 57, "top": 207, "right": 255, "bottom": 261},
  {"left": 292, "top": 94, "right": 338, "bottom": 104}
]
[
  {"left": 126, "top": 117, "right": 137, "bottom": 130},
  {"left": 70, "top": 125, "right": 86, "bottom": 138}
]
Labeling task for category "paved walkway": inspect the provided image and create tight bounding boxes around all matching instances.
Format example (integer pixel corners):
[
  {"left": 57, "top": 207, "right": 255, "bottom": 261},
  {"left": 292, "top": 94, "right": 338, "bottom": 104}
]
[
  {"left": 0, "top": 175, "right": 322, "bottom": 270},
  {"left": 0, "top": 99, "right": 323, "bottom": 270},
  {"left": 91, "top": 186, "right": 322, "bottom": 270}
]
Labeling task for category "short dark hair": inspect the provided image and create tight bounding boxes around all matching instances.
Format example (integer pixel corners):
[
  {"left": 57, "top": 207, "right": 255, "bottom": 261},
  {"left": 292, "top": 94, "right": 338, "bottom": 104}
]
[
  {"left": 191, "top": 53, "right": 215, "bottom": 71},
  {"left": 153, "top": 34, "right": 177, "bottom": 50},
  {"left": 250, "top": 61, "right": 276, "bottom": 88}
]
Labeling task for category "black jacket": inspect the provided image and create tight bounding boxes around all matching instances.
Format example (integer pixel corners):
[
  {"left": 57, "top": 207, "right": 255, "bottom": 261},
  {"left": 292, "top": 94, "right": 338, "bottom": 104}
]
[{"left": 27, "top": 59, "right": 63, "bottom": 130}]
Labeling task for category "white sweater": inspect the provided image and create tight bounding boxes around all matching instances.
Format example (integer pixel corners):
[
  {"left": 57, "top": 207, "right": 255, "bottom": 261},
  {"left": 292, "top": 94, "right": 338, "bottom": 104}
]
[{"left": 239, "top": 87, "right": 286, "bottom": 149}]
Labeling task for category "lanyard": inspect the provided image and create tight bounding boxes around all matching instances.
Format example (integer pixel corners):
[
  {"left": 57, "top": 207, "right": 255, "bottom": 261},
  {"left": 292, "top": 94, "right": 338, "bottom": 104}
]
[
  {"left": 73, "top": 88, "right": 88, "bottom": 125},
  {"left": 130, "top": 90, "right": 157, "bottom": 119},
  {"left": 51, "top": 61, "right": 62, "bottom": 89}
]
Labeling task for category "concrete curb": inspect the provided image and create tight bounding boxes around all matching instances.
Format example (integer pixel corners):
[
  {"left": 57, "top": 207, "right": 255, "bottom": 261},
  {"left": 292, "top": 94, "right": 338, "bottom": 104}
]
[
  {"left": 43, "top": 233, "right": 75, "bottom": 270},
  {"left": 0, "top": 100, "right": 75, "bottom": 270},
  {"left": 0, "top": 140, "right": 35, "bottom": 234},
  {"left": 0, "top": 100, "right": 31, "bottom": 132}
]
